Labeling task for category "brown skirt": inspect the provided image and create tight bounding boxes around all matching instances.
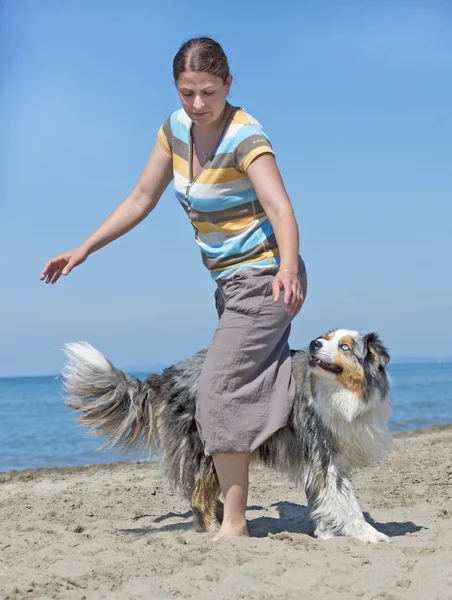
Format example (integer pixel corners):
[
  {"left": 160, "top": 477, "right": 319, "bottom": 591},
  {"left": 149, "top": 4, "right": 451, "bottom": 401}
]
[{"left": 195, "top": 258, "right": 308, "bottom": 455}]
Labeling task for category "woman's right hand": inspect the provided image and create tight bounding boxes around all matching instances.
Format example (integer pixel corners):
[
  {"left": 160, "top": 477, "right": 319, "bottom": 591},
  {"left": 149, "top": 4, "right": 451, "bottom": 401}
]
[{"left": 40, "top": 247, "right": 88, "bottom": 284}]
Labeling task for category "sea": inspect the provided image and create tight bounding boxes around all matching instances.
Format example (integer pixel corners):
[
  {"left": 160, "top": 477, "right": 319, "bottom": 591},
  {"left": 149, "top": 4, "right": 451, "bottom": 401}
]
[{"left": 1, "top": 362, "right": 451, "bottom": 473}]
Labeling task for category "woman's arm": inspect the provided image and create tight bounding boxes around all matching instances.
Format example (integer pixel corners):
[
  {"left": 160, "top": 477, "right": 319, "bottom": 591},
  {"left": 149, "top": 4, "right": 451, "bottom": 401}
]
[
  {"left": 41, "top": 139, "right": 173, "bottom": 284},
  {"left": 246, "top": 153, "right": 303, "bottom": 316},
  {"left": 80, "top": 139, "right": 173, "bottom": 255}
]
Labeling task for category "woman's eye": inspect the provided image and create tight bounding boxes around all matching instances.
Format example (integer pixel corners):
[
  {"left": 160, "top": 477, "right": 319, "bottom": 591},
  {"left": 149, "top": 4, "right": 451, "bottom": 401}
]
[
  {"left": 180, "top": 91, "right": 193, "bottom": 97},
  {"left": 341, "top": 344, "right": 350, "bottom": 351},
  {"left": 203, "top": 91, "right": 214, "bottom": 96}
]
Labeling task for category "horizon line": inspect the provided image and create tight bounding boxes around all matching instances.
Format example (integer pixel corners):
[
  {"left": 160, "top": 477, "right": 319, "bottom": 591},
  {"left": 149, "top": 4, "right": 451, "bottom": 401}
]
[{"left": 1, "top": 356, "right": 452, "bottom": 380}]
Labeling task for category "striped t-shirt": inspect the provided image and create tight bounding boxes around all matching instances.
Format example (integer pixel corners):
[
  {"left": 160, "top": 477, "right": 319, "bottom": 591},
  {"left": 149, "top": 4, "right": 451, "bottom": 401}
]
[{"left": 157, "top": 106, "right": 280, "bottom": 280}]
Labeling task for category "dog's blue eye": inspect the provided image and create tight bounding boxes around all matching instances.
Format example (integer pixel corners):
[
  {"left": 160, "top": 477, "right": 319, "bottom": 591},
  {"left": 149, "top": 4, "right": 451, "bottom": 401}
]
[{"left": 341, "top": 344, "right": 350, "bottom": 351}]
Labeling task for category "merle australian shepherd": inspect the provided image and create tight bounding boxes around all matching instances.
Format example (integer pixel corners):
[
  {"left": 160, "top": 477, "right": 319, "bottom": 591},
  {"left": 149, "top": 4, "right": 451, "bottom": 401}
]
[{"left": 63, "top": 328, "right": 392, "bottom": 544}]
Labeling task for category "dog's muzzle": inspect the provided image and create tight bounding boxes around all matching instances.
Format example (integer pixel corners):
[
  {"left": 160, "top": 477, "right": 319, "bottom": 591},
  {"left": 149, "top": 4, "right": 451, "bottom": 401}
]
[
  {"left": 308, "top": 339, "right": 342, "bottom": 373},
  {"left": 309, "top": 339, "right": 323, "bottom": 354},
  {"left": 308, "top": 339, "right": 323, "bottom": 367}
]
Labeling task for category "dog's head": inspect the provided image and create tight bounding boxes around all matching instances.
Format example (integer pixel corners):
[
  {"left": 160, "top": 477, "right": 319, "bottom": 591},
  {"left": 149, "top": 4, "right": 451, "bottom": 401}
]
[{"left": 308, "top": 329, "right": 391, "bottom": 424}]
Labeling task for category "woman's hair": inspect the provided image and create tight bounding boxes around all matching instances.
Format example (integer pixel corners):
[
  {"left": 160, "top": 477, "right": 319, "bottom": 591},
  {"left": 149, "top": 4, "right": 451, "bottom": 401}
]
[{"left": 173, "top": 37, "right": 230, "bottom": 83}]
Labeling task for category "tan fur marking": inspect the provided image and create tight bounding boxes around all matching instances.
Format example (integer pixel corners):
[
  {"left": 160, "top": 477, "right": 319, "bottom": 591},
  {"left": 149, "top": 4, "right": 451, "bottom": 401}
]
[
  {"left": 314, "top": 471, "right": 328, "bottom": 495},
  {"left": 368, "top": 345, "right": 380, "bottom": 364},
  {"left": 335, "top": 354, "right": 365, "bottom": 397},
  {"left": 191, "top": 473, "right": 221, "bottom": 532},
  {"left": 311, "top": 374, "right": 318, "bottom": 397},
  {"left": 322, "top": 331, "right": 335, "bottom": 341},
  {"left": 339, "top": 335, "right": 354, "bottom": 350}
]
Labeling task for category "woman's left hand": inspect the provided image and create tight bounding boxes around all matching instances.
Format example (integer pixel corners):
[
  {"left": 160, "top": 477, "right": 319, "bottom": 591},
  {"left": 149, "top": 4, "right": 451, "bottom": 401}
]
[{"left": 272, "top": 270, "right": 304, "bottom": 317}]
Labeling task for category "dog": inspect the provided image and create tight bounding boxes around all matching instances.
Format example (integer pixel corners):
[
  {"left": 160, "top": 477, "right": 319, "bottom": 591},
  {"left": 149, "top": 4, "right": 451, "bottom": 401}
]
[{"left": 62, "top": 328, "right": 392, "bottom": 544}]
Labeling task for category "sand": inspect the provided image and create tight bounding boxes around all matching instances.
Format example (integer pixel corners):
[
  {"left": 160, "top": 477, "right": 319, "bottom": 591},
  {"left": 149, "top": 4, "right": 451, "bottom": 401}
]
[{"left": 1, "top": 425, "right": 451, "bottom": 600}]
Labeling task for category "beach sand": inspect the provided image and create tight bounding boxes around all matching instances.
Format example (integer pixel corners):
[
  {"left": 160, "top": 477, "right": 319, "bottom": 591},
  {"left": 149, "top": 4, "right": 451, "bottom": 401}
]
[{"left": 1, "top": 425, "right": 451, "bottom": 600}]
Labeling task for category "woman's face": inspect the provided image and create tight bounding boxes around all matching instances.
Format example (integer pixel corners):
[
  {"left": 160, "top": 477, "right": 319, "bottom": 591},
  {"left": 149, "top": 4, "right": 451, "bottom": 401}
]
[{"left": 176, "top": 71, "right": 232, "bottom": 128}]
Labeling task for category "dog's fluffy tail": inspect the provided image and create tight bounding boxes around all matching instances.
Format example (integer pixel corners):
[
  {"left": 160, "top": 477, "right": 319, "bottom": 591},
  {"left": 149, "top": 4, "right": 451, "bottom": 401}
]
[{"left": 62, "top": 342, "right": 159, "bottom": 452}]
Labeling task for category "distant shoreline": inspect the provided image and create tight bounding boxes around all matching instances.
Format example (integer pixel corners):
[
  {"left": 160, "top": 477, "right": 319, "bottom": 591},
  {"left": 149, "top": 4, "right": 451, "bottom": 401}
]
[
  {"left": 1, "top": 423, "right": 451, "bottom": 478},
  {"left": 1, "top": 358, "right": 452, "bottom": 380}
]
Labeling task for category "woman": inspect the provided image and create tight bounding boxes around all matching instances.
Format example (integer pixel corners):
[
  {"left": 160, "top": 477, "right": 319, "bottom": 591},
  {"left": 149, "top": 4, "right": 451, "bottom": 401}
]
[{"left": 41, "top": 37, "right": 307, "bottom": 539}]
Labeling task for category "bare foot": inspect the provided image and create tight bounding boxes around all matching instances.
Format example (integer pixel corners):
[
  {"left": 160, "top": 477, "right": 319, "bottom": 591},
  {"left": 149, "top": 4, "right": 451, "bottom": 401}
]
[{"left": 213, "top": 522, "right": 249, "bottom": 540}]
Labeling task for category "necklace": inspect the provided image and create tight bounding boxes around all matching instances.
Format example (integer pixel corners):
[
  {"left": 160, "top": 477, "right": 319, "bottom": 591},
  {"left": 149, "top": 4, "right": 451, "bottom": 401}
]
[{"left": 194, "top": 105, "right": 230, "bottom": 166}]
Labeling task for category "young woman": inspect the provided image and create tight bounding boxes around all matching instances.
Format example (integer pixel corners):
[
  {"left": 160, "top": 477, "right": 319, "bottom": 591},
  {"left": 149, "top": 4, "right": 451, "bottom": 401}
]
[{"left": 41, "top": 37, "right": 307, "bottom": 539}]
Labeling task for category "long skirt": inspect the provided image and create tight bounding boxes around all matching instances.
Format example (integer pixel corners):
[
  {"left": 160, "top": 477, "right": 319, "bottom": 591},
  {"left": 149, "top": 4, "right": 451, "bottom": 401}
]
[{"left": 195, "top": 258, "right": 308, "bottom": 455}]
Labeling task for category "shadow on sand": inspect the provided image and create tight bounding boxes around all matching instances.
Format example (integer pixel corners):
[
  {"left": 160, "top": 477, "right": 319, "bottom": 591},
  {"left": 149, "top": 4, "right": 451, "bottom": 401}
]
[{"left": 119, "top": 501, "right": 423, "bottom": 539}]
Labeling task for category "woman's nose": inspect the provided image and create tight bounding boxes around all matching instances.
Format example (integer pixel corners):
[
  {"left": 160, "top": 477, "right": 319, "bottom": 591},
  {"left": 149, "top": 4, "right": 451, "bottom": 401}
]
[{"left": 193, "top": 95, "right": 205, "bottom": 110}]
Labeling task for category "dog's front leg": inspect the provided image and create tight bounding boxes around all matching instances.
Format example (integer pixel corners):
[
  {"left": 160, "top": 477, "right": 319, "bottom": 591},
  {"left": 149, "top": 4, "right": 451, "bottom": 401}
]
[{"left": 304, "top": 465, "right": 389, "bottom": 544}]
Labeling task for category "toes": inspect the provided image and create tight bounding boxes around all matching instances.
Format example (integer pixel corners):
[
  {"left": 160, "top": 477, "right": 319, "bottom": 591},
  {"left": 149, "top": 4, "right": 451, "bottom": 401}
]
[{"left": 361, "top": 528, "right": 390, "bottom": 544}]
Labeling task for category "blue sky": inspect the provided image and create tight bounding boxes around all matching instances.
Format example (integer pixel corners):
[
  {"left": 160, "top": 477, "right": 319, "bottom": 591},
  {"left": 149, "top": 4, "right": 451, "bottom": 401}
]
[{"left": 1, "top": 0, "right": 451, "bottom": 377}]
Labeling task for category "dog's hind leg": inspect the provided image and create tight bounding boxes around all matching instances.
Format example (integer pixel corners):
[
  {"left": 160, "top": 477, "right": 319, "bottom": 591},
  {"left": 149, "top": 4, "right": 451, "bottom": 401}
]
[
  {"left": 191, "top": 467, "right": 221, "bottom": 533},
  {"left": 305, "top": 464, "right": 389, "bottom": 544}
]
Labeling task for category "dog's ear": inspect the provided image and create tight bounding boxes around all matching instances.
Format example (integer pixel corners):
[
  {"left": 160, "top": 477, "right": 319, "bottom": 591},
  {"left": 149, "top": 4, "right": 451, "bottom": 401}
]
[{"left": 364, "top": 333, "right": 390, "bottom": 368}]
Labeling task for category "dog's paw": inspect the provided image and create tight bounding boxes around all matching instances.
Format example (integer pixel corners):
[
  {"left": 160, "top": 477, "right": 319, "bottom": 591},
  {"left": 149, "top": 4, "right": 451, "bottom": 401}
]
[
  {"left": 313, "top": 525, "right": 334, "bottom": 540},
  {"left": 354, "top": 524, "right": 389, "bottom": 544}
]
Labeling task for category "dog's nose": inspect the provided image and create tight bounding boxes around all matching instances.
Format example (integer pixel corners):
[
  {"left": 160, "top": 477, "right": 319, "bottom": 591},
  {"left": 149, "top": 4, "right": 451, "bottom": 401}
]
[{"left": 309, "top": 339, "right": 323, "bottom": 354}]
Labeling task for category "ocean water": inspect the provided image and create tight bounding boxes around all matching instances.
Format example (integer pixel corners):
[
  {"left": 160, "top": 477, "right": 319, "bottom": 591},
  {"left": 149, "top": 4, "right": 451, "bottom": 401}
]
[{"left": 0, "top": 362, "right": 451, "bottom": 472}]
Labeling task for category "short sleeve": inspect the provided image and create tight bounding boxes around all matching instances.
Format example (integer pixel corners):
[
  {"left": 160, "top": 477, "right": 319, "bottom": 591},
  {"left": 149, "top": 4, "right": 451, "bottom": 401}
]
[
  {"left": 157, "top": 116, "right": 172, "bottom": 156},
  {"left": 233, "top": 125, "right": 275, "bottom": 174}
]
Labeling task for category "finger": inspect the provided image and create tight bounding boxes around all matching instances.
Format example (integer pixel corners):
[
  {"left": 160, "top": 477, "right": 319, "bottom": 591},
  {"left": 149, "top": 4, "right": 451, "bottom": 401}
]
[
  {"left": 284, "top": 281, "right": 293, "bottom": 306},
  {"left": 51, "top": 268, "right": 65, "bottom": 284},
  {"left": 289, "top": 298, "right": 299, "bottom": 316},
  {"left": 294, "top": 297, "right": 303, "bottom": 315},
  {"left": 288, "top": 284, "right": 302, "bottom": 316},
  {"left": 294, "top": 290, "right": 304, "bottom": 315},
  {"left": 62, "top": 261, "right": 73, "bottom": 276},
  {"left": 294, "top": 286, "right": 303, "bottom": 312},
  {"left": 49, "top": 265, "right": 65, "bottom": 284},
  {"left": 50, "top": 269, "right": 62, "bottom": 284},
  {"left": 51, "top": 272, "right": 63, "bottom": 285},
  {"left": 43, "top": 257, "right": 67, "bottom": 281},
  {"left": 41, "top": 258, "right": 58, "bottom": 279},
  {"left": 45, "top": 268, "right": 57, "bottom": 284},
  {"left": 273, "top": 279, "right": 280, "bottom": 303},
  {"left": 288, "top": 300, "right": 299, "bottom": 317},
  {"left": 288, "top": 279, "right": 299, "bottom": 311}
]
